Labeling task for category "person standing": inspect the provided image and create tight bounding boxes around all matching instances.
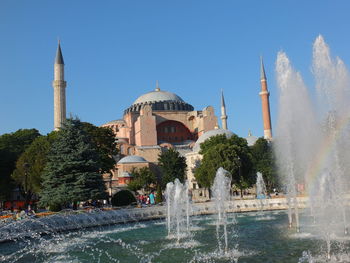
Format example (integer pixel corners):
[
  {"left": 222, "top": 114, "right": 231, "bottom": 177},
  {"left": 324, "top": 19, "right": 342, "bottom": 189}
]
[{"left": 149, "top": 192, "right": 155, "bottom": 205}]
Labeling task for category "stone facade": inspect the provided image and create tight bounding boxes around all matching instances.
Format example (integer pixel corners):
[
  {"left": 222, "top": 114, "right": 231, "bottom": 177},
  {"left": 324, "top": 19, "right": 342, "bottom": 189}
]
[
  {"left": 102, "top": 87, "right": 218, "bottom": 163},
  {"left": 101, "top": 86, "right": 219, "bottom": 190}
]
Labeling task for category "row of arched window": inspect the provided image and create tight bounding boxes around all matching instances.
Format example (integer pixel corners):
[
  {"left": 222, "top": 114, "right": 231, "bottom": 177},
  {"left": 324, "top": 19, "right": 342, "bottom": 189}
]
[{"left": 124, "top": 101, "right": 194, "bottom": 114}]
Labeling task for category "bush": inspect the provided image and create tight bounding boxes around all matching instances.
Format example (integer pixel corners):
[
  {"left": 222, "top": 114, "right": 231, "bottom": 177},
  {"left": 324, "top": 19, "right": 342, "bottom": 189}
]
[
  {"left": 48, "top": 203, "right": 62, "bottom": 212},
  {"left": 111, "top": 190, "right": 136, "bottom": 207}
]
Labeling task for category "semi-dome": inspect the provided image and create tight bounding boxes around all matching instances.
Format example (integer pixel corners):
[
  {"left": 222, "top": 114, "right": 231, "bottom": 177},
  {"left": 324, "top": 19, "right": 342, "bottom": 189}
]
[
  {"left": 124, "top": 87, "right": 194, "bottom": 114},
  {"left": 117, "top": 155, "right": 148, "bottom": 164},
  {"left": 193, "top": 129, "right": 234, "bottom": 152}
]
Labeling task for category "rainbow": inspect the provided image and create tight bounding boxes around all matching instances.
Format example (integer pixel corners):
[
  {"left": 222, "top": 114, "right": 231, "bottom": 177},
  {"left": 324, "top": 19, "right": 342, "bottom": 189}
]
[{"left": 305, "top": 113, "right": 350, "bottom": 188}]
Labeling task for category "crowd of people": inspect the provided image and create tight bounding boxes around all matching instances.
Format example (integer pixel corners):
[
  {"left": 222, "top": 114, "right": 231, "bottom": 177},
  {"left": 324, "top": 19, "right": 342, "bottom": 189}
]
[{"left": 136, "top": 191, "right": 158, "bottom": 206}]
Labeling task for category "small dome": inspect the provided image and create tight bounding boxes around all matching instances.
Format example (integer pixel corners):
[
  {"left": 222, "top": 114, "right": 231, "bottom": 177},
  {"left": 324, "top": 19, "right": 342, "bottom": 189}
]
[
  {"left": 117, "top": 155, "right": 148, "bottom": 164},
  {"left": 193, "top": 129, "right": 234, "bottom": 152},
  {"left": 246, "top": 131, "right": 258, "bottom": 146},
  {"left": 119, "top": 171, "right": 133, "bottom": 178},
  {"left": 133, "top": 90, "right": 184, "bottom": 105}
]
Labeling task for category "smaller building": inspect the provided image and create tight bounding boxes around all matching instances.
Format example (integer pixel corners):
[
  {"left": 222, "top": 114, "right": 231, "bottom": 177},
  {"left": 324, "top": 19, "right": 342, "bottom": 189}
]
[{"left": 116, "top": 155, "right": 149, "bottom": 185}]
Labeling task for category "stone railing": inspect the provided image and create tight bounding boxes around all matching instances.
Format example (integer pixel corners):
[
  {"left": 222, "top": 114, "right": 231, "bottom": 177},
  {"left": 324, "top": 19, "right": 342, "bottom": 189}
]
[
  {"left": 193, "top": 196, "right": 308, "bottom": 215},
  {"left": 0, "top": 197, "right": 307, "bottom": 243}
]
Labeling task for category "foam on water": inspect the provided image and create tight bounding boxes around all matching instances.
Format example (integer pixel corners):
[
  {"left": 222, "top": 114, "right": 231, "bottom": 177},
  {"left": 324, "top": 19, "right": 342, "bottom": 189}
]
[
  {"left": 290, "top": 232, "right": 315, "bottom": 239},
  {"left": 164, "top": 239, "right": 201, "bottom": 249},
  {"left": 254, "top": 215, "right": 276, "bottom": 221},
  {"left": 188, "top": 248, "right": 255, "bottom": 263}
]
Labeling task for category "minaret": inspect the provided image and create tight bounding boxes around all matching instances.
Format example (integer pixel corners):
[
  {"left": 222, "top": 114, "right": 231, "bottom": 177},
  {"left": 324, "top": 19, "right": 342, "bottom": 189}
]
[
  {"left": 220, "top": 90, "right": 228, "bottom": 130},
  {"left": 53, "top": 41, "right": 67, "bottom": 131},
  {"left": 259, "top": 57, "right": 272, "bottom": 140}
]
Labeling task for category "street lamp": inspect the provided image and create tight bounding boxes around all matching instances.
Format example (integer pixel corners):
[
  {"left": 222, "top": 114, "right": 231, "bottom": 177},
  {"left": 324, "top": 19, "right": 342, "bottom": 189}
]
[
  {"left": 237, "top": 157, "right": 243, "bottom": 198},
  {"left": 23, "top": 163, "right": 29, "bottom": 195},
  {"left": 23, "top": 162, "right": 30, "bottom": 209},
  {"left": 109, "top": 173, "right": 113, "bottom": 205}
]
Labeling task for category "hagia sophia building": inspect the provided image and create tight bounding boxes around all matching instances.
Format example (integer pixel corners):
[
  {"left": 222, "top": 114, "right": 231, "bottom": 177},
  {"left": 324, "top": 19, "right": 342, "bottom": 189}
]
[{"left": 53, "top": 42, "right": 273, "bottom": 198}]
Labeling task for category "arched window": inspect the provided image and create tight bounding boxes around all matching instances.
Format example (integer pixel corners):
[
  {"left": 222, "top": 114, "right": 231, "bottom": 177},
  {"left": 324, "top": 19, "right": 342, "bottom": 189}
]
[
  {"left": 157, "top": 120, "right": 193, "bottom": 143},
  {"left": 120, "top": 145, "right": 125, "bottom": 154}
]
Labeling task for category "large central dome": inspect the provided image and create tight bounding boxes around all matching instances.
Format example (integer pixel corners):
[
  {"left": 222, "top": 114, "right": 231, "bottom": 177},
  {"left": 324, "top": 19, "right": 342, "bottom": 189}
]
[
  {"left": 133, "top": 90, "right": 184, "bottom": 105},
  {"left": 124, "top": 87, "right": 194, "bottom": 114}
]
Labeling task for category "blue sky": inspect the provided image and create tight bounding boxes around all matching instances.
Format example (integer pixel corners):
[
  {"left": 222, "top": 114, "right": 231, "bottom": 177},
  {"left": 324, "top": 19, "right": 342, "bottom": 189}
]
[{"left": 1, "top": 1, "right": 350, "bottom": 138}]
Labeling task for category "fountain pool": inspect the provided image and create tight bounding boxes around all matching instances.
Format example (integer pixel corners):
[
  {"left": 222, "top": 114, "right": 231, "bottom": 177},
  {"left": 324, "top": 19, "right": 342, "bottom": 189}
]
[{"left": 1, "top": 210, "right": 350, "bottom": 263}]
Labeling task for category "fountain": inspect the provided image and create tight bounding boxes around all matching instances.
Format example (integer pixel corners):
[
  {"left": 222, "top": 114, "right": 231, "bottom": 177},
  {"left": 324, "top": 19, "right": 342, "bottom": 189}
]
[
  {"left": 165, "top": 179, "right": 191, "bottom": 242},
  {"left": 256, "top": 172, "right": 267, "bottom": 212},
  {"left": 275, "top": 35, "right": 350, "bottom": 260},
  {"left": 211, "top": 167, "right": 233, "bottom": 253}
]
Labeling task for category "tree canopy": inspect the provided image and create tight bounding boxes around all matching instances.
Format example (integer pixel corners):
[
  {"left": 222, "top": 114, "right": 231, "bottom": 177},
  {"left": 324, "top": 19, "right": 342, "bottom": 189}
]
[
  {"left": 158, "top": 148, "right": 187, "bottom": 189},
  {"left": 127, "top": 167, "right": 157, "bottom": 192},
  {"left": 81, "top": 122, "right": 118, "bottom": 174},
  {"left": 194, "top": 134, "right": 255, "bottom": 195},
  {"left": 0, "top": 129, "right": 40, "bottom": 200},
  {"left": 11, "top": 132, "right": 58, "bottom": 199},
  {"left": 250, "top": 138, "right": 278, "bottom": 192},
  {"left": 39, "top": 118, "right": 106, "bottom": 210},
  {"left": 8, "top": 121, "right": 116, "bottom": 207}
]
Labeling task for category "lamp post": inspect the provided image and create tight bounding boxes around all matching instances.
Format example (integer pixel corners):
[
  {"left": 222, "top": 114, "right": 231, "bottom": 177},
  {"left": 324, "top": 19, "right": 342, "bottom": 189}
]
[
  {"left": 109, "top": 173, "right": 113, "bottom": 205},
  {"left": 237, "top": 157, "right": 243, "bottom": 198},
  {"left": 23, "top": 163, "right": 30, "bottom": 209}
]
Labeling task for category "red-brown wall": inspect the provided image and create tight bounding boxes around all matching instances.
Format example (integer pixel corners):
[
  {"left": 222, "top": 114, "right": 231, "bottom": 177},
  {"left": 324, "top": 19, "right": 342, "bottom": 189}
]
[{"left": 156, "top": 120, "right": 195, "bottom": 143}]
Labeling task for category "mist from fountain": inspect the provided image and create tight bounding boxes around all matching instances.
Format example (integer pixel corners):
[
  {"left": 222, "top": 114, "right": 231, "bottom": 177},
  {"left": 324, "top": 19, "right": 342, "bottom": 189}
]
[{"left": 275, "top": 35, "right": 350, "bottom": 260}]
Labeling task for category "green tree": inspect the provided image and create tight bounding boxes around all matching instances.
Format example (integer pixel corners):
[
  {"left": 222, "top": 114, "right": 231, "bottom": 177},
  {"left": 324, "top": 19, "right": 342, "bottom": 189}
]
[
  {"left": 81, "top": 122, "right": 118, "bottom": 174},
  {"left": 12, "top": 132, "right": 58, "bottom": 203},
  {"left": 194, "top": 134, "right": 254, "bottom": 197},
  {"left": 39, "top": 118, "right": 106, "bottom": 210},
  {"left": 0, "top": 129, "right": 40, "bottom": 200},
  {"left": 155, "top": 183, "right": 163, "bottom": 203},
  {"left": 158, "top": 148, "right": 187, "bottom": 189},
  {"left": 199, "top": 134, "right": 228, "bottom": 155},
  {"left": 250, "top": 138, "right": 277, "bottom": 193},
  {"left": 127, "top": 167, "right": 157, "bottom": 192},
  {"left": 195, "top": 143, "right": 238, "bottom": 188}
]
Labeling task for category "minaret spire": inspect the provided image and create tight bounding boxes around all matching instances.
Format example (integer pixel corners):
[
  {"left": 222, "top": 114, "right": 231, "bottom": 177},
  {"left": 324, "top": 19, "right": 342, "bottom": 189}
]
[
  {"left": 220, "top": 89, "right": 228, "bottom": 130},
  {"left": 53, "top": 40, "right": 67, "bottom": 130},
  {"left": 55, "top": 40, "right": 64, "bottom": 65},
  {"left": 155, "top": 80, "right": 160, "bottom": 91},
  {"left": 259, "top": 56, "right": 272, "bottom": 140},
  {"left": 260, "top": 56, "right": 266, "bottom": 80}
]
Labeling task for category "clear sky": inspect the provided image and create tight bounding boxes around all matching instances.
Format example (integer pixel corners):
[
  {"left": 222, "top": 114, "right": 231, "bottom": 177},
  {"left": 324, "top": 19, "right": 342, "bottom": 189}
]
[{"left": 1, "top": 1, "right": 350, "bottom": 138}]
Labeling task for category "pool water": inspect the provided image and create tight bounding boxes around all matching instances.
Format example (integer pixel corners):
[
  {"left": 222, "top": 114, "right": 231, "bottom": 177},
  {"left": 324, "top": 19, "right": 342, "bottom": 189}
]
[{"left": 0, "top": 210, "right": 349, "bottom": 263}]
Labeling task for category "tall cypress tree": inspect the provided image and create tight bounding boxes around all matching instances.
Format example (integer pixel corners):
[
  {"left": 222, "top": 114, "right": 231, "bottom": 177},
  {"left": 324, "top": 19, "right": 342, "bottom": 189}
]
[{"left": 40, "top": 118, "right": 106, "bottom": 210}]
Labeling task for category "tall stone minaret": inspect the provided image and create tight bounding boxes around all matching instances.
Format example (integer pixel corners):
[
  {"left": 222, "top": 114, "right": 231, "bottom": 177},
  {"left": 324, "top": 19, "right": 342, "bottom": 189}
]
[
  {"left": 53, "top": 41, "right": 67, "bottom": 131},
  {"left": 220, "top": 90, "right": 228, "bottom": 130},
  {"left": 259, "top": 57, "right": 272, "bottom": 140}
]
